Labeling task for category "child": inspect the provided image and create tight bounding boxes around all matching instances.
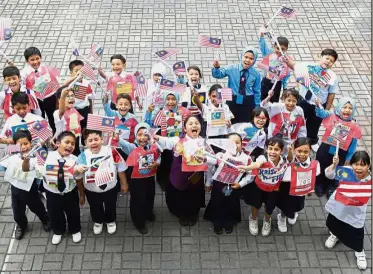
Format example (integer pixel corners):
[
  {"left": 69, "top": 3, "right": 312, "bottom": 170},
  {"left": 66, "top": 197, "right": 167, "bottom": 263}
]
[
  {"left": 0, "top": 92, "right": 45, "bottom": 145},
  {"left": 276, "top": 137, "right": 320, "bottom": 232},
  {"left": 154, "top": 115, "right": 207, "bottom": 226},
  {"left": 119, "top": 123, "right": 161, "bottom": 234},
  {"left": 98, "top": 54, "right": 137, "bottom": 112},
  {"left": 1, "top": 66, "right": 41, "bottom": 119},
  {"left": 20, "top": 47, "right": 58, "bottom": 133},
  {"left": 77, "top": 130, "right": 128, "bottom": 235},
  {"left": 22, "top": 131, "right": 85, "bottom": 245},
  {"left": 261, "top": 88, "right": 306, "bottom": 148},
  {"left": 238, "top": 136, "right": 290, "bottom": 236},
  {"left": 258, "top": 28, "right": 291, "bottom": 102},
  {"left": 324, "top": 151, "right": 371, "bottom": 270},
  {"left": 63, "top": 60, "right": 95, "bottom": 130},
  {"left": 290, "top": 49, "right": 339, "bottom": 149},
  {"left": 314, "top": 97, "right": 362, "bottom": 198},
  {"left": 52, "top": 87, "right": 84, "bottom": 156},
  {"left": 204, "top": 133, "right": 253, "bottom": 234},
  {"left": 212, "top": 47, "right": 261, "bottom": 123},
  {"left": 144, "top": 90, "right": 190, "bottom": 190},
  {"left": 0, "top": 130, "right": 51, "bottom": 240},
  {"left": 232, "top": 107, "right": 269, "bottom": 160}
]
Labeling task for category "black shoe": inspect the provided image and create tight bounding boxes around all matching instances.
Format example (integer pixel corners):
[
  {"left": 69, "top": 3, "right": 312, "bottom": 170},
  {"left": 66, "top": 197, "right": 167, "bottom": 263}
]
[
  {"left": 225, "top": 224, "right": 233, "bottom": 234},
  {"left": 179, "top": 217, "right": 189, "bottom": 226},
  {"left": 146, "top": 213, "right": 156, "bottom": 222},
  {"left": 135, "top": 226, "right": 148, "bottom": 234},
  {"left": 189, "top": 216, "right": 198, "bottom": 226},
  {"left": 157, "top": 180, "right": 166, "bottom": 191},
  {"left": 213, "top": 224, "right": 223, "bottom": 235},
  {"left": 326, "top": 187, "right": 335, "bottom": 199},
  {"left": 15, "top": 225, "right": 25, "bottom": 240},
  {"left": 315, "top": 185, "right": 325, "bottom": 197},
  {"left": 42, "top": 218, "right": 52, "bottom": 232}
]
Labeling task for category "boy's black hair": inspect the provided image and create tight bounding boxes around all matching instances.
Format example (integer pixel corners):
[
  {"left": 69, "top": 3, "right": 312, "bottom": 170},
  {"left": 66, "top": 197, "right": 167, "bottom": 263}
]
[
  {"left": 321, "top": 49, "right": 338, "bottom": 61},
  {"left": 13, "top": 130, "right": 32, "bottom": 143},
  {"left": 116, "top": 93, "right": 132, "bottom": 104},
  {"left": 24, "top": 47, "right": 42, "bottom": 61},
  {"left": 69, "top": 60, "right": 84, "bottom": 72},
  {"left": 187, "top": 65, "right": 203, "bottom": 78},
  {"left": 3, "top": 66, "right": 20, "bottom": 78},
  {"left": 251, "top": 107, "right": 270, "bottom": 128},
  {"left": 208, "top": 84, "right": 223, "bottom": 96},
  {"left": 183, "top": 115, "right": 201, "bottom": 129},
  {"left": 350, "top": 151, "right": 371, "bottom": 167},
  {"left": 281, "top": 88, "right": 300, "bottom": 101},
  {"left": 228, "top": 132, "right": 242, "bottom": 143},
  {"left": 56, "top": 131, "right": 76, "bottom": 143},
  {"left": 276, "top": 37, "right": 289, "bottom": 48},
  {"left": 83, "top": 129, "right": 102, "bottom": 140},
  {"left": 110, "top": 54, "right": 126, "bottom": 64},
  {"left": 55, "top": 86, "right": 68, "bottom": 99},
  {"left": 266, "top": 136, "right": 285, "bottom": 150},
  {"left": 293, "top": 137, "right": 312, "bottom": 150},
  {"left": 11, "top": 92, "right": 29, "bottom": 106}
]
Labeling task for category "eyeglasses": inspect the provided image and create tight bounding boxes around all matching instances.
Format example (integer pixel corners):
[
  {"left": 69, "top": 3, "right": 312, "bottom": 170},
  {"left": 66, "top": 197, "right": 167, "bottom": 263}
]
[{"left": 255, "top": 116, "right": 268, "bottom": 121}]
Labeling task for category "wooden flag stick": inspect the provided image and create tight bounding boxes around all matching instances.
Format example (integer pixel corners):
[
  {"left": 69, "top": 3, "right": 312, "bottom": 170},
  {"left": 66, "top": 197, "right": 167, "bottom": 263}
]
[{"left": 265, "top": 4, "right": 285, "bottom": 27}]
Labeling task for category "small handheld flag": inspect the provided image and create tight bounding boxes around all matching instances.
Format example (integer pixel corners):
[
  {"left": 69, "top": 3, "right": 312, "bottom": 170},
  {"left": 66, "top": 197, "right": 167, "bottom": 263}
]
[
  {"left": 88, "top": 44, "right": 104, "bottom": 61},
  {"left": 80, "top": 64, "right": 97, "bottom": 83},
  {"left": 198, "top": 35, "right": 221, "bottom": 48},
  {"left": 335, "top": 166, "right": 358, "bottom": 182},
  {"left": 154, "top": 49, "right": 179, "bottom": 60},
  {"left": 218, "top": 88, "right": 232, "bottom": 101},
  {"left": 134, "top": 74, "right": 148, "bottom": 98},
  {"left": 172, "top": 61, "right": 186, "bottom": 74},
  {"left": 0, "top": 18, "right": 12, "bottom": 41},
  {"left": 28, "top": 120, "right": 53, "bottom": 142},
  {"left": 279, "top": 6, "right": 296, "bottom": 19},
  {"left": 6, "top": 143, "right": 20, "bottom": 155},
  {"left": 36, "top": 147, "right": 48, "bottom": 165},
  {"left": 87, "top": 114, "right": 115, "bottom": 132}
]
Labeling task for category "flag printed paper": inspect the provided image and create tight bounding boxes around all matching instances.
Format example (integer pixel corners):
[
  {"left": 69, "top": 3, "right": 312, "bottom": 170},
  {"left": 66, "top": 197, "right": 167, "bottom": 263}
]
[
  {"left": 88, "top": 44, "right": 104, "bottom": 61},
  {"left": 335, "top": 166, "right": 358, "bottom": 182},
  {"left": 28, "top": 120, "right": 53, "bottom": 141},
  {"left": 87, "top": 114, "right": 115, "bottom": 132},
  {"left": 154, "top": 49, "right": 179, "bottom": 60},
  {"left": 207, "top": 139, "right": 237, "bottom": 155},
  {"left": 41, "top": 80, "right": 59, "bottom": 100},
  {"left": 0, "top": 18, "right": 12, "bottom": 41},
  {"left": 173, "top": 61, "right": 186, "bottom": 74},
  {"left": 218, "top": 88, "right": 232, "bottom": 101},
  {"left": 80, "top": 64, "right": 97, "bottom": 82},
  {"left": 134, "top": 74, "right": 148, "bottom": 98},
  {"left": 279, "top": 6, "right": 296, "bottom": 19},
  {"left": 95, "top": 156, "right": 114, "bottom": 186},
  {"left": 72, "top": 82, "right": 88, "bottom": 100},
  {"left": 212, "top": 158, "right": 244, "bottom": 184},
  {"left": 198, "top": 35, "right": 222, "bottom": 48},
  {"left": 70, "top": 37, "right": 80, "bottom": 56},
  {"left": 160, "top": 79, "right": 186, "bottom": 93},
  {"left": 294, "top": 63, "right": 311, "bottom": 89},
  {"left": 36, "top": 147, "right": 48, "bottom": 165},
  {"left": 6, "top": 143, "right": 20, "bottom": 155}
]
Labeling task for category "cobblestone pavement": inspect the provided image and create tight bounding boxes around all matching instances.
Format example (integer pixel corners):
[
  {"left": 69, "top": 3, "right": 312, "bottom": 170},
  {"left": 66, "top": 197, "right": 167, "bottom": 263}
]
[{"left": 0, "top": 0, "right": 371, "bottom": 273}]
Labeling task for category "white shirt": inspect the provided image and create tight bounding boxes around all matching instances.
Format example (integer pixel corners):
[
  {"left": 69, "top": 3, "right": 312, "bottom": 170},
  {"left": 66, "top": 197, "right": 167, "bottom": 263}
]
[
  {"left": 0, "top": 112, "right": 44, "bottom": 137},
  {"left": 202, "top": 103, "right": 234, "bottom": 137}
]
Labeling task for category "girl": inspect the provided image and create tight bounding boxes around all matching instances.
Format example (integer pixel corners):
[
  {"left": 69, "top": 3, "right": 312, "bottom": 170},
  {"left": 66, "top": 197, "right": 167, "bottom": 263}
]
[
  {"left": 204, "top": 133, "right": 253, "bottom": 235},
  {"left": 238, "top": 136, "right": 290, "bottom": 236},
  {"left": 261, "top": 88, "right": 306, "bottom": 148},
  {"left": 314, "top": 97, "right": 362, "bottom": 198},
  {"left": 120, "top": 123, "right": 161, "bottom": 234},
  {"left": 154, "top": 115, "right": 207, "bottom": 226},
  {"left": 324, "top": 151, "right": 371, "bottom": 270},
  {"left": 276, "top": 137, "right": 320, "bottom": 232},
  {"left": 232, "top": 107, "right": 269, "bottom": 161}
]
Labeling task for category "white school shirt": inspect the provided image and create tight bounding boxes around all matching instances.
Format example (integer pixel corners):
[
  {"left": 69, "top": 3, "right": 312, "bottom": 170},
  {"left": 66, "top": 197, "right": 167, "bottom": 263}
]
[
  {"left": 202, "top": 103, "right": 234, "bottom": 137},
  {"left": 0, "top": 112, "right": 44, "bottom": 137},
  {"left": 29, "top": 150, "right": 82, "bottom": 194},
  {"left": 0, "top": 154, "right": 37, "bottom": 191},
  {"left": 79, "top": 146, "right": 127, "bottom": 193},
  {"left": 325, "top": 167, "right": 370, "bottom": 228},
  {"left": 282, "top": 157, "right": 321, "bottom": 181},
  {"left": 73, "top": 79, "right": 95, "bottom": 110},
  {"left": 232, "top": 122, "right": 267, "bottom": 154}
]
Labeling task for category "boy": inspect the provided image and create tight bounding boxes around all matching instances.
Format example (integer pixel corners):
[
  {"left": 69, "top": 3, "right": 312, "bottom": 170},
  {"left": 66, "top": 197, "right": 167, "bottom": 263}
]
[
  {"left": 287, "top": 49, "right": 339, "bottom": 150},
  {"left": 20, "top": 47, "right": 58, "bottom": 133},
  {"left": 1, "top": 66, "right": 41, "bottom": 119},
  {"left": 258, "top": 28, "right": 291, "bottom": 103},
  {"left": 78, "top": 129, "right": 128, "bottom": 235},
  {"left": 22, "top": 131, "right": 85, "bottom": 245},
  {"left": 0, "top": 92, "right": 46, "bottom": 145},
  {"left": 0, "top": 130, "right": 51, "bottom": 240},
  {"left": 212, "top": 47, "right": 261, "bottom": 124}
]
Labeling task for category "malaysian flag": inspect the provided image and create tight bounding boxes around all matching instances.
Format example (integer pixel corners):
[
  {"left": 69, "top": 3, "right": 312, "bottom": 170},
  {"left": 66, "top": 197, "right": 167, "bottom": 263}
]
[
  {"left": 335, "top": 176, "right": 372, "bottom": 206},
  {"left": 72, "top": 82, "right": 88, "bottom": 100},
  {"left": 87, "top": 114, "right": 115, "bottom": 132},
  {"left": 36, "top": 147, "right": 48, "bottom": 165},
  {"left": 95, "top": 156, "right": 114, "bottom": 186},
  {"left": 70, "top": 37, "right": 80, "bottom": 56},
  {"left": 40, "top": 79, "right": 59, "bottom": 100},
  {"left": 218, "top": 88, "right": 232, "bottom": 101},
  {"left": 279, "top": 6, "right": 296, "bottom": 19},
  {"left": 134, "top": 74, "right": 148, "bottom": 98},
  {"left": 321, "top": 70, "right": 331, "bottom": 83},
  {"left": 294, "top": 64, "right": 311, "bottom": 88},
  {"left": 0, "top": 18, "right": 12, "bottom": 41},
  {"left": 154, "top": 49, "right": 179, "bottom": 60},
  {"left": 80, "top": 64, "right": 97, "bottom": 82},
  {"left": 28, "top": 120, "right": 53, "bottom": 142},
  {"left": 198, "top": 35, "right": 222, "bottom": 48},
  {"left": 173, "top": 61, "right": 186, "bottom": 74},
  {"left": 47, "top": 66, "right": 60, "bottom": 78},
  {"left": 88, "top": 44, "right": 104, "bottom": 61},
  {"left": 160, "top": 79, "right": 186, "bottom": 93},
  {"left": 6, "top": 143, "right": 20, "bottom": 155}
]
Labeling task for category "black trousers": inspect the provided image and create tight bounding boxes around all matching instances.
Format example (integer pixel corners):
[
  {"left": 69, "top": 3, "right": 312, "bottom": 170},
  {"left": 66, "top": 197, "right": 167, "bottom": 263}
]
[
  {"left": 129, "top": 177, "right": 155, "bottom": 228},
  {"left": 156, "top": 150, "right": 173, "bottom": 185},
  {"left": 85, "top": 187, "right": 118, "bottom": 224},
  {"left": 297, "top": 99, "right": 326, "bottom": 145},
  {"left": 227, "top": 95, "right": 255, "bottom": 124},
  {"left": 260, "top": 77, "right": 282, "bottom": 103},
  {"left": 38, "top": 95, "right": 57, "bottom": 134},
  {"left": 77, "top": 106, "right": 90, "bottom": 146},
  {"left": 46, "top": 187, "right": 81, "bottom": 235},
  {"left": 11, "top": 180, "right": 48, "bottom": 229},
  {"left": 110, "top": 101, "right": 134, "bottom": 114}
]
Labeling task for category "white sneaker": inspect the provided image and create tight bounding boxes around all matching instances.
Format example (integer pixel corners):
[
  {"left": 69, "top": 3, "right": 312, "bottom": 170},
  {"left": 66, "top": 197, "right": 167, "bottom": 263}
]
[
  {"left": 277, "top": 213, "right": 287, "bottom": 233},
  {"left": 52, "top": 234, "right": 62, "bottom": 245},
  {"left": 287, "top": 213, "right": 298, "bottom": 225},
  {"left": 325, "top": 233, "right": 338, "bottom": 249},
  {"left": 261, "top": 219, "right": 272, "bottom": 236},
  {"left": 248, "top": 215, "right": 259, "bottom": 235},
  {"left": 93, "top": 223, "right": 103, "bottom": 235},
  {"left": 72, "top": 232, "right": 81, "bottom": 243},
  {"left": 311, "top": 143, "right": 319, "bottom": 152},
  {"left": 107, "top": 222, "right": 117, "bottom": 234},
  {"left": 355, "top": 250, "right": 367, "bottom": 270}
]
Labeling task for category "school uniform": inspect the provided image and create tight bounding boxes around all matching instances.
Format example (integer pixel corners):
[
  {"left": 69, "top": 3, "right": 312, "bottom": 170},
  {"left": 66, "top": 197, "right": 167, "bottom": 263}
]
[
  {"left": 276, "top": 157, "right": 320, "bottom": 219},
  {"left": 78, "top": 145, "right": 126, "bottom": 225},
  {"left": 202, "top": 103, "right": 234, "bottom": 138},
  {"left": 0, "top": 154, "right": 49, "bottom": 230},
  {"left": 325, "top": 168, "right": 371, "bottom": 252},
  {"left": 0, "top": 112, "right": 44, "bottom": 138},
  {"left": 21, "top": 64, "right": 58, "bottom": 133},
  {"left": 0, "top": 85, "right": 41, "bottom": 119},
  {"left": 29, "top": 151, "right": 82, "bottom": 235}
]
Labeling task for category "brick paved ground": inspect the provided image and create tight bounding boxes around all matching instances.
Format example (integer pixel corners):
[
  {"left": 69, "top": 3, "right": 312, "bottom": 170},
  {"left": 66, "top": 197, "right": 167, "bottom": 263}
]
[{"left": 0, "top": 0, "right": 371, "bottom": 273}]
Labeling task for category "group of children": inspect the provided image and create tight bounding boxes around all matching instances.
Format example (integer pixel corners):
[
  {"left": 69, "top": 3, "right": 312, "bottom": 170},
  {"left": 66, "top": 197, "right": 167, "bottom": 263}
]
[{"left": 0, "top": 27, "right": 370, "bottom": 270}]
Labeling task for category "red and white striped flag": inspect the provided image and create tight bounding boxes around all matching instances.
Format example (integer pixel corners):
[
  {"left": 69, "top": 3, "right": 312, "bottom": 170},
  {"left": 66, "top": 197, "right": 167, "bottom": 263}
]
[
  {"left": 41, "top": 80, "right": 59, "bottom": 100},
  {"left": 279, "top": 6, "right": 296, "bottom": 19},
  {"left": 80, "top": 64, "right": 97, "bottom": 83},
  {"left": 335, "top": 181, "right": 372, "bottom": 206},
  {"left": 28, "top": 120, "right": 53, "bottom": 142},
  {"left": 36, "top": 147, "right": 48, "bottom": 165},
  {"left": 0, "top": 18, "right": 12, "bottom": 41},
  {"left": 88, "top": 44, "right": 104, "bottom": 61},
  {"left": 95, "top": 156, "right": 114, "bottom": 186},
  {"left": 134, "top": 74, "right": 148, "bottom": 98},
  {"left": 154, "top": 49, "right": 179, "bottom": 60},
  {"left": 72, "top": 82, "right": 88, "bottom": 100},
  {"left": 294, "top": 64, "right": 311, "bottom": 88},
  {"left": 198, "top": 35, "right": 222, "bottom": 48},
  {"left": 46, "top": 66, "right": 60, "bottom": 78},
  {"left": 6, "top": 143, "right": 20, "bottom": 155},
  {"left": 321, "top": 70, "right": 331, "bottom": 83},
  {"left": 87, "top": 114, "right": 115, "bottom": 132},
  {"left": 219, "top": 88, "right": 232, "bottom": 101}
]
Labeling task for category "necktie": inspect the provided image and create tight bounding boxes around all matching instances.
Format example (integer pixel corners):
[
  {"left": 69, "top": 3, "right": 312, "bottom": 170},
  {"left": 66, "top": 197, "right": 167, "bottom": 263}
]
[
  {"left": 99, "top": 184, "right": 107, "bottom": 190},
  {"left": 34, "top": 70, "right": 40, "bottom": 78},
  {"left": 120, "top": 117, "right": 126, "bottom": 123},
  {"left": 239, "top": 69, "right": 248, "bottom": 95},
  {"left": 57, "top": 159, "right": 66, "bottom": 193},
  {"left": 21, "top": 119, "right": 26, "bottom": 123}
]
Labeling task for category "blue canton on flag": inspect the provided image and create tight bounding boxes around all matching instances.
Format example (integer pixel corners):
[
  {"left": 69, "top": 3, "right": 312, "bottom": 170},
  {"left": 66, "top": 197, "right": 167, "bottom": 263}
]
[{"left": 335, "top": 166, "right": 358, "bottom": 182}]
